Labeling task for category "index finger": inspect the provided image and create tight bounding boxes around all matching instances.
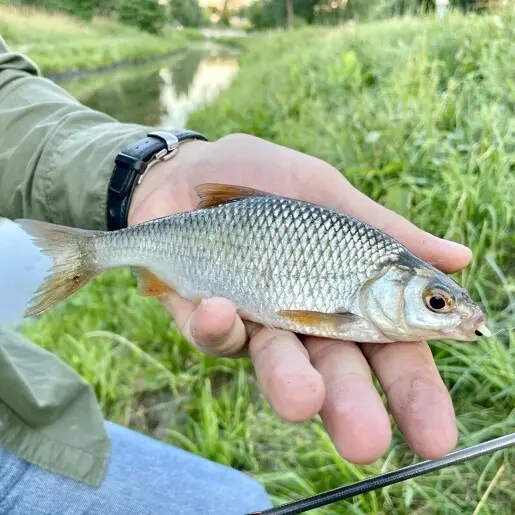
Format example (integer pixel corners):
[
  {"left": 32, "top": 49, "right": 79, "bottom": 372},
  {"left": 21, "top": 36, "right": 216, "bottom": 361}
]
[{"left": 340, "top": 186, "right": 473, "bottom": 274}]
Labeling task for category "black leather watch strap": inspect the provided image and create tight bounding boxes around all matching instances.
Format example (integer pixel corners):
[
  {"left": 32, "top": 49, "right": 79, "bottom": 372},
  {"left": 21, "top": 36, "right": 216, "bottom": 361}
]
[{"left": 106, "top": 129, "right": 208, "bottom": 231}]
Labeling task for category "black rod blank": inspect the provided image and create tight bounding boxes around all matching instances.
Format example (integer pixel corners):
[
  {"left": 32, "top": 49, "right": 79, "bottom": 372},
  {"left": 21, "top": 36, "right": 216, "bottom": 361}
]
[{"left": 246, "top": 432, "right": 515, "bottom": 515}]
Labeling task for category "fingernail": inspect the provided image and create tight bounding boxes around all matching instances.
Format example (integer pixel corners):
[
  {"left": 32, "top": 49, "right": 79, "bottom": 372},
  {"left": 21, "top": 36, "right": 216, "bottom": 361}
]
[{"left": 444, "top": 239, "right": 473, "bottom": 255}]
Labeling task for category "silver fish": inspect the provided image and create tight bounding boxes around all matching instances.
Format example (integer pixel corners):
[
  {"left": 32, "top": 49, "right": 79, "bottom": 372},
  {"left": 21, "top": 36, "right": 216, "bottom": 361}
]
[{"left": 1, "top": 183, "right": 489, "bottom": 343}]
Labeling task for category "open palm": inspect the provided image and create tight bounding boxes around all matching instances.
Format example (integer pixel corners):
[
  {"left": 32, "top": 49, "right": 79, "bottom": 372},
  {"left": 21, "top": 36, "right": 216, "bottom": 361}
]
[{"left": 128, "top": 133, "right": 472, "bottom": 464}]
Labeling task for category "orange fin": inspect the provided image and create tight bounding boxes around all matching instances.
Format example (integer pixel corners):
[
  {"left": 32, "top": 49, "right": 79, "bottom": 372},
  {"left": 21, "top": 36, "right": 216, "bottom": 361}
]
[
  {"left": 279, "top": 310, "right": 358, "bottom": 330},
  {"left": 133, "top": 268, "right": 174, "bottom": 297},
  {"left": 194, "top": 183, "right": 270, "bottom": 209}
]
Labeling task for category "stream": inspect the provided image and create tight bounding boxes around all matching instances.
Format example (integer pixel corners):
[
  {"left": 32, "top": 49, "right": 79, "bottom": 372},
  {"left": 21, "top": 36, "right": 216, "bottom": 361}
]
[{"left": 58, "top": 43, "right": 239, "bottom": 127}]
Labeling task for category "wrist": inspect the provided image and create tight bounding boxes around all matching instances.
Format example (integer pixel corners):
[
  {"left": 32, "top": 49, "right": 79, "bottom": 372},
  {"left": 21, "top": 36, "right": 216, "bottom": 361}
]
[
  {"left": 127, "top": 138, "right": 210, "bottom": 227},
  {"left": 107, "top": 130, "right": 208, "bottom": 231}
]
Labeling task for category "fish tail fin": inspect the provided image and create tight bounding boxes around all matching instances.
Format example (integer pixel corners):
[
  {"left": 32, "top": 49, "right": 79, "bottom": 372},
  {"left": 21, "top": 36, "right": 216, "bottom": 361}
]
[{"left": 11, "top": 219, "right": 102, "bottom": 317}]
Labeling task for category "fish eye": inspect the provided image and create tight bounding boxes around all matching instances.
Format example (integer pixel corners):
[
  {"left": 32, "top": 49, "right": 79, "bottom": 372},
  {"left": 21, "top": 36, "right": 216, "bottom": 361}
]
[{"left": 423, "top": 287, "right": 455, "bottom": 313}]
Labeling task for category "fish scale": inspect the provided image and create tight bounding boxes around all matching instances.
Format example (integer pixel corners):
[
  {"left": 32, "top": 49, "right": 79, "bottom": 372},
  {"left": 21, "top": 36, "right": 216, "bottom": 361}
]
[{"left": 92, "top": 194, "right": 407, "bottom": 333}]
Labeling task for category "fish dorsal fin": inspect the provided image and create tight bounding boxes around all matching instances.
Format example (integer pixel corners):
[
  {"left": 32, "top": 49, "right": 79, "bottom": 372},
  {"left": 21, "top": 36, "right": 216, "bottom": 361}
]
[{"left": 194, "top": 183, "right": 270, "bottom": 209}]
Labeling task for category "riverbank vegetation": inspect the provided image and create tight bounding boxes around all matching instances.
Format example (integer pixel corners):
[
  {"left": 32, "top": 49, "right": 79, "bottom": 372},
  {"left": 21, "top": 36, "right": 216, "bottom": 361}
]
[
  {"left": 1, "top": 0, "right": 208, "bottom": 33},
  {"left": 242, "top": 0, "right": 503, "bottom": 30},
  {"left": 0, "top": 5, "right": 202, "bottom": 75},
  {"left": 21, "top": 7, "right": 515, "bottom": 515}
]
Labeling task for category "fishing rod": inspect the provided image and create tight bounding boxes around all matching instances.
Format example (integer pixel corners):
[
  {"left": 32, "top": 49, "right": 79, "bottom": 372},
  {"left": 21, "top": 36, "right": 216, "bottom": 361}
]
[{"left": 246, "top": 432, "right": 515, "bottom": 515}]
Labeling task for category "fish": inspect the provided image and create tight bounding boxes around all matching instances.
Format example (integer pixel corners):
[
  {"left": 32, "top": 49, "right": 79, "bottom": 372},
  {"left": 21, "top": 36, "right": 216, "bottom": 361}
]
[{"left": 0, "top": 183, "right": 490, "bottom": 343}]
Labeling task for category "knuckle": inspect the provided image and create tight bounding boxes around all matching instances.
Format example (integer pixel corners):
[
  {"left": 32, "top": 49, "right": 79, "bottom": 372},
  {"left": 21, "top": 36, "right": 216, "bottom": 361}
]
[
  {"left": 194, "top": 322, "right": 246, "bottom": 357},
  {"left": 388, "top": 370, "right": 442, "bottom": 411},
  {"left": 308, "top": 341, "right": 342, "bottom": 366},
  {"left": 217, "top": 132, "right": 253, "bottom": 146}
]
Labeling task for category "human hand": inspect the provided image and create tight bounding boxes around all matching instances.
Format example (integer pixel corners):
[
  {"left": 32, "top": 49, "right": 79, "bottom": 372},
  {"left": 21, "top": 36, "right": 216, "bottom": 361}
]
[{"left": 128, "top": 133, "right": 472, "bottom": 464}]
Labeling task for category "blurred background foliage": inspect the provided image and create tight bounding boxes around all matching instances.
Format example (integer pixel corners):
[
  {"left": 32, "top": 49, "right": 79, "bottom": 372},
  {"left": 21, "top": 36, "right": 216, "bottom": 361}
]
[{"left": 1, "top": 0, "right": 504, "bottom": 33}]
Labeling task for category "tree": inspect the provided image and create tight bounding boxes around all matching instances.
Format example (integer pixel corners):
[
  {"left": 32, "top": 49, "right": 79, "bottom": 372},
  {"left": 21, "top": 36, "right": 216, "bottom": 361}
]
[
  {"left": 247, "top": 0, "right": 285, "bottom": 29},
  {"left": 170, "top": 0, "right": 207, "bottom": 27},
  {"left": 285, "top": 0, "right": 294, "bottom": 27},
  {"left": 247, "top": 0, "right": 318, "bottom": 29},
  {"left": 119, "top": 0, "right": 168, "bottom": 34}
]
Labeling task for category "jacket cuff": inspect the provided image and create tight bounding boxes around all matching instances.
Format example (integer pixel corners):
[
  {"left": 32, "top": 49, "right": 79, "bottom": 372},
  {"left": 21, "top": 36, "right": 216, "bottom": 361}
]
[{"left": 40, "top": 119, "right": 149, "bottom": 230}]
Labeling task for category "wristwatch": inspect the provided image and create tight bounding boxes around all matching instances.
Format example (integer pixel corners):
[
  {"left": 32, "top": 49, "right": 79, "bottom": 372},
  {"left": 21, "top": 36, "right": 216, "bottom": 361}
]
[{"left": 106, "top": 129, "right": 208, "bottom": 231}]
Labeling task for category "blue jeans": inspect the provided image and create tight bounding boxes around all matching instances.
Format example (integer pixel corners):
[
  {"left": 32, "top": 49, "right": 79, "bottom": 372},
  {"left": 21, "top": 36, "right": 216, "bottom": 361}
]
[{"left": 0, "top": 421, "right": 272, "bottom": 514}]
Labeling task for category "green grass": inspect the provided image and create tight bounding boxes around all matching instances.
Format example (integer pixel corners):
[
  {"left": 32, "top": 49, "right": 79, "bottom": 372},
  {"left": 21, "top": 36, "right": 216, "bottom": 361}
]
[
  {"left": 0, "top": 5, "right": 201, "bottom": 75},
  {"left": 21, "top": 8, "right": 515, "bottom": 515}
]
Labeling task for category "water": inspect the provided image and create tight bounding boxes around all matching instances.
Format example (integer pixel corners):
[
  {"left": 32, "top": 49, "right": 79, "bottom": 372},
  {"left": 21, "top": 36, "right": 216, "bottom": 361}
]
[
  {"left": 0, "top": 44, "right": 239, "bottom": 327},
  {"left": 56, "top": 44, "right": 239, "bottom": 128},
  {"left": 0, "top": 220, "right": 52, "bottom": 327}
]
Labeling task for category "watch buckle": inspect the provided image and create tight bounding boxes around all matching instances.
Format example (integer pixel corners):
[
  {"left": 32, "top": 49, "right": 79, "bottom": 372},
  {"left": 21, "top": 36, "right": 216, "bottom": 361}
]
[{"left": 137, "top": 132, "right": 180, "bottom": 185}]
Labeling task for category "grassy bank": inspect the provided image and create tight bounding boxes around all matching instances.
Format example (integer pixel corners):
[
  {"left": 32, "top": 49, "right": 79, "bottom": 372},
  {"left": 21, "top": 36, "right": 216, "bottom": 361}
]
[
  {"left": 22, "top": 9, "right": 514, "bottom": 515},
  {"left": 0, "top": 5, "right": 202, "bottom": 75},
  {"left": 187, "top": 14, "right": 515, "bottom": 511}
]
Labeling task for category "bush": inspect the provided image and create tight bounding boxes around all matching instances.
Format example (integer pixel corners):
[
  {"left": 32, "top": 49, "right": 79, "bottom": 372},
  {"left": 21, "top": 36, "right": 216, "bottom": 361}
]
[{"left": 12, "top": 0, "right": 103, "bottom": 20}]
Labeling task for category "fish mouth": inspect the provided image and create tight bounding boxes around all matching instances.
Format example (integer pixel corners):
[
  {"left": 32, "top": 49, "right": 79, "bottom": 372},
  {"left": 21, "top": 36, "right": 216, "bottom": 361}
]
[{"left": 459, "top": 312, "right": 490, "bottom": 340}]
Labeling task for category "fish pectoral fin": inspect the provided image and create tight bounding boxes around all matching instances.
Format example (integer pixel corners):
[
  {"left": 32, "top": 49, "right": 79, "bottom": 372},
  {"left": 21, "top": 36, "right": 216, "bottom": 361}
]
[
  {"left": 194, "top": 183, "right": 270, "bottom": 209},
  {"left": 132, "top": 268, "right": 175, "bottom": 297},
  {"left": 279, "top": 310, "right": 359, "bottom": 330}
]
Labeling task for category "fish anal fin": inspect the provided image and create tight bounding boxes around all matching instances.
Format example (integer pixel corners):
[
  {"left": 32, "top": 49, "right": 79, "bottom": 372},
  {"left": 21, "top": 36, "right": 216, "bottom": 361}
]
[
  {"left": 133, "top": 268, "right": 174, "bottom": 297},
  {"left": 194, "top": 183, "right": 269, "bottom": 209},
  {"left": 279, "top": 310, "right": 358, "bottom": 331}
]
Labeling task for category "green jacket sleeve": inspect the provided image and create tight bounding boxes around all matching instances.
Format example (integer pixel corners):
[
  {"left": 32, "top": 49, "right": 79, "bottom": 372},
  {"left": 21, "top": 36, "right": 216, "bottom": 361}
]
[
  {"left": 0, "top": 36, "right": 157, "bottom": 487},
  {"left": 0, "top": 35, "right": 148, "bottom": 230},
  {"left": 0, "top": 326, "right": 110, "bottom": 487}
]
